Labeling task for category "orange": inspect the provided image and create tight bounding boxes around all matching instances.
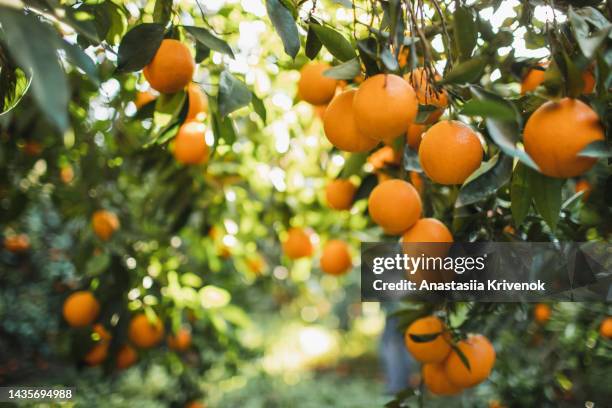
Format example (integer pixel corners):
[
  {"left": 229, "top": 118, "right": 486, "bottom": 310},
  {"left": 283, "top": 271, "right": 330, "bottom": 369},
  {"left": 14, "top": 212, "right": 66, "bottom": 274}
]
[
  {"left": 575, "top": 179, "right": 592, "bottom": 201},
  {"left": 409, "top": 171, "right": 424, "bottom": 195},
  {"left": 282, "top": 227, "right": 313, "bottom": 259},
  {"left": 422, "top": 361, "right": 463, "bottom": 396},
  {"left": 60, "top": 165, "right": 74, "bottom": 184},
  {"left": 4, "top": 234, "right": 30, "bottom": 253},
  {"left": 173, "top": 122, "right": 209, "bottom": 165},
  {"left": 128, "top": 313, "right": 165, "bottom": 349},
  {"left": 599, "top": 317, "right": 612, "bottom": 339},
  {"left": 84, "top": 324, "right": 111, "bottom": 366},
  {"left": 297, "top": 62, "right": 337, "bottom": 105},
  {"left": 406, "top": 68, "right": 448, "bottom": 123},
  {"left": 520, "top": 63, "right": 547, "bottom": 94},
  {"left": 402, "top": 218, "right": 453, "bottom": 243},
  {"left": 323, "top": 90, "right": 378, "bottom": 152},
  {"left": 314, "top": 104, "right": 327, "bottom": 121},
  {"left": 246, "top": 254, "right": 266, "bottom": 276},
  {"left": 167, "top": 328, "right": 192, "bottom": 351},
  {"left": 368, "top": 179, "right": 421, "bottom": 235},
  {"left": 581, "top": 70, "right": 595, "bottom": 94},
  {"left": 406, "top": 123, "right": 425, "bottom": 150},
  {"left": 320, "top": 239, "right": 352, "bottom": 276},
  {"left": 92, "top": 210, "right": 120, "bottom": 241},
  {"left": 444, "top": 334, "right": 496, "bottom": 388},
  {"left": 404, "top": 316, "right": 451, "bottom": 363},
  {"left": 63, "top": 291, "right": 100, "bottom": 328},
  {"left": 534, "top": 303, "right": 551, "bottom": 324},
  {"left": 135, "top": 90, "right": 156, "bottom": 109},
  {"left": 524, "top": 98, "right": 604, "bottom": 178},
  {"left": 419, "top": 120, "right": 483, "bottom": 185},
  {"left": 186, "top": 83, "right": 208, "bottom": 121},
  {"left": 353, "top": 74, "right": 418, "bottom": 141},
  {"left": 116, "top": 345, "right": 138, "bottom": 369},
  {"left": 23, "top": 141, "right": 42, "bottom": 156},
  {"left": 367, "top": 146, "right": 401, "bottom": 170},
  {"left": 325, "top": 179, "right": 356, "bottom": 210},
  {"left": 398, "top": 47, "right": 410, "bottom": 68},
  {"left": 144, "top": 39, "right": 194, "bottom": 94},
  {"left": 185, "top": 402, "right": 206, "bottom": 408}
]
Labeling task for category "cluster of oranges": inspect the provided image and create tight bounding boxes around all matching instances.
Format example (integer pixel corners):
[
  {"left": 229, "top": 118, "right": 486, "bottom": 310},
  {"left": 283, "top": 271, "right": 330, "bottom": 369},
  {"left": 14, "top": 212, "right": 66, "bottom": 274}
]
[
  {"left": 404, "top": 316, "right": 496, "bottom": 396},
  {"left": 138, "top": 39, "right": 209, "bottom": 165},
  {"left": 61, "top": 290, "right": 192, "bottom": 368}
]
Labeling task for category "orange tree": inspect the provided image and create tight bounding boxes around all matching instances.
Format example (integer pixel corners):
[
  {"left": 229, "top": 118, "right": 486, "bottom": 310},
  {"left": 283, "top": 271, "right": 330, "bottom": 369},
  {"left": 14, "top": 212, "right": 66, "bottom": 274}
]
[{"left": 0, "top": 0, "right": 611, "bottom": 406}]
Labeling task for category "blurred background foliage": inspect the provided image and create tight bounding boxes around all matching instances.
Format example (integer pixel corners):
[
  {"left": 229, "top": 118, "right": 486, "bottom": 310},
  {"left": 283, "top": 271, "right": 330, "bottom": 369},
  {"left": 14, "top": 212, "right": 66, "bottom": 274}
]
[{"left": 0, "top": 0, "right": 611, "bottom": 407}]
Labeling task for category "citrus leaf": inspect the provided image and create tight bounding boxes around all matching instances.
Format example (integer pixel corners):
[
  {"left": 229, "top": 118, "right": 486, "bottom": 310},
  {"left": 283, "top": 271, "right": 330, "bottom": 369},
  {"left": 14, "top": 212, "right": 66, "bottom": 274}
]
[
  {"left": 251, "top": 92, "right": 267, "bottom": 124},
  {"left": 153, "top": 0, "right": 172, "bottom": 25},
  {"left": 403, "top": 144, "right": 422, "bottom": 172},
  {"left": 450, "top": 343, "right": 471, "bottom": 371},
  {"left": 218, "top": 71, "right": 252, "bottom": 117},
  {"left": 380, "top": 47, "right": 399, "bottom": 72},
  {"left": 408, "top": 332, "right": 441, "bottom": 343},
  {"left": 456, "top": 154, "right": 513, "bottom": 207},
  {"left": 59, "top": 39, "right": 99, "bottom": 84},
  {"left": 305, "top": 24, "right": 323, "bottom": 60},
  {"left": 353, "top": 173, "right": 378, "bottom": 202},
  {"left": 0, "top": 65, "right": 31, "bottom": 116},
  {"left": 116, "top": 23, "right": 164, "bottom": 72},
  {"left": 184, "top": 26, "right": 235, "bottom": 59},
  {"left": 460, "top": 99, "right": 516, "bottom": 120},
  {"left": 529, "top": 170, "right": 563, "bottom": 230},
  {"left": 266, "top": 0, "right": 300, "bottom": 59},
  {"left": 310, "top": 24, "right": 356, "bottom": 62},
  {"left": 323, "top": 58, "right": 361, "bottom": 80},
  {"left": 510, "top": 162, "right": 531, "bottom": 226},
  {"left": 440, "top": 58, "right": 485, "bottom": 84},
  {"left": 578, "top": 140, "right": 612, "bottom": 158},
  {"left": 340, "top": 152, "right": 368, "bottom": 178},
  {"left": 453, "top": 7, "right": 477, "bottom": 60}
]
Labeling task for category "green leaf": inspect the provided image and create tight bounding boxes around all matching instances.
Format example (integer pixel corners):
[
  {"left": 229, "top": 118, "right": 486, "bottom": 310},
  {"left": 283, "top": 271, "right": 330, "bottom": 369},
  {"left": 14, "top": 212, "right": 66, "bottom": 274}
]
[
  {"left": 578, "top": 140, "right": 612, "bottom": 158},
  {"left": 0, "top": 64, "right": 31, "bottom": 115},
  {"left": 59, "top": 40, "right": 99, "bottom": 84},
  {"left": 310, "top": 24, "right": 356, "bottom": 62},
  {"left": 402, "top": 144, "right": 422, "bottom": 172},
  {"left": 510, "top": 162, "right": 531, "bottom": 226},
  {"left": 0, "top": 9, "right": 69, "bottom": 131},
  {"left": 218, "top": 71, "right": 252, "bottom": 117},
  {"left": 470, "top": 86, "right": 539, "bottom": 170},
  {"left": 409, "top": 332, "right": 441, "bottom": 343},
  {"left": 266, "top": 0, "right": 300, "bottom": 59},
  {"left": 529, "top": 170, "right": 563, "bottom": 230},
  {"left": 251, "top": 92, "right": 267, "bottom": 124},
  {"left": 453, "top": 7, "right": 477, "bottom": 60},
  {"left": 116, "top": 23, "right": 165, "bottom": 72},
  {"left": 380, "top": 47, "right": 399, "bottom": 72},
  {"left": 353, "top": 173, "right": 378, "bottom": 202},
  {"left": 340, "top": 152, "right": 368, "bottom": 178},
  {"left": 561, "top": 52, "right": 585, "bottom": 97},
  {"left": 184, "top": 26, "right": 235, "bottom": 59},
  {"left": 146, "top": 91, "right": 186, "bottom": 146},
  {"left": 305, "top": 24, "right": 323, "bottom": 60},
  {"left": 460, "top": 99, "right": 517, "bottom": 120},
  {"left": 415, "top": 104, "right": 439, "bottom": 124},
  {"left": 569, "top": 7, "right": 612, "bottom": 59},
  {"left": 450, "top": 343, "right": 471, "bottom": 371},
  {"left": 323, "top": 58, "right": 361, "bottom": 80},
  {"left": 153, "top": 0, "right": 172, "bottom": 25},
  {"left": 440, "top": 58, "right": 486, "bottom": 84},
  {"left": 456, "top": 154, "right": 513, "bottom": 207}
]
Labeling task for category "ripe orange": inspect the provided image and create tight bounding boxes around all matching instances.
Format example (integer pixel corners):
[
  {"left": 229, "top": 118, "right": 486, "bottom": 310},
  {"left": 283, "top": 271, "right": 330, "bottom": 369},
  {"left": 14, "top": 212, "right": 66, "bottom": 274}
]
[
  {"left": 135, "top": 90, "right": 156, "bottom": 109},
  {"left": 116, "top": 345, "right": 138, "bottom": 369},
  {"left": 186, "top": 83, "right": 208, "bottom": 121},
  {"left": 419, "top": 120, "right": 483, "bottom": 185},
  {"left": 320, "top": 239, "right": 352, "bottom": 276},
  {"left": 406, "top": 68, "right": 448, "bottom": 123},
  {"left": 144, "top": 39, "right": 195, "bottom": 94},
  {"left": 368, "top": 179, "right": 421, "bottom": 235},
  {"left": 367, "top": 146, "right": 401, "bottom": 170},
  {"left": 534, "top": 303, "right": 551, "bottom": 324},
  {"left": 353, "top": 74, "right": 418, "bottom": 141},
  {"left": 599, "top": 317, "right": 612, "bottom": 339},
  {"left": 524, "top": 98, "right": 604, "bottom": 178},
  {"left": 422, "top": 361, "right": 463, "bottom": 396},
  {"left": 404, "top": 316, "right": 452, "bottom": 363},
  {"left": 325, "top": 179, "right": 356, "bottom": 210},
  {"left": 402, "top": 218, "right": 453, "bottom": 243},
  {"left": 167, "top": 328, "right": 192, "bottom": 351},
  {"left": 444, "top": 334, "right": 496, "bottom": 388},
  {"left": 63, "top": 291, "right": 100, "bottom": 328},
  {"left": 283, "top": 228, "right": 313, "bottom": 259},
  {"left": 173, "top": 122, "right": 209, "bottom": 165},
  {"left": 246, "top": 255, "right": 266, "bottom": 276},
  {"left": 398, "top": 47, "right": 410, "bottom": 68},
  {"left": 323, "top": 90, "right": 378, "bottom": 152},
  {"left": 185, "top": 402, "right": 206, "bottom": 408},
  {"left": 4, "top": 234, "right": 30, "bottom": 253},
  {"left": 581, "top": 70, "right": 595, "bottom": 94},
  {"left": 406, "top": 123, "right": 426, "bottom": 150},
  {"left": 92, "top": 210, "right": 120, "bottom": 241},
  {"left": 128, "top": 313, "right": 165, "bottom": 349},
  {"left": 520, "top": 63, "right": 547, "bottom": 94},
  {"left": 60, "top": 165, "right": 74, "bottom": 184},
  {"left": 575, "top": 179, "right": 592, "bottom": 201},
  {"left": 84, "top": 324, "right": 111, "bottom": 366},
  {"left": 409, "top": 171, "right": 424, "bottom": 195},
  {"left": 297, "top": 62, "right": 337, "bottom": 105}
]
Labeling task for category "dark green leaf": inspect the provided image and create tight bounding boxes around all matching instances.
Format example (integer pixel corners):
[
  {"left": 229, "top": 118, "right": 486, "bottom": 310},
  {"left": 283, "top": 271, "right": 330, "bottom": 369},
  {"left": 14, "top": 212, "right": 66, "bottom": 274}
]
[
  {"left": 510, "top": 162, "right": 531, "bottom": 226},
  {"left": 153, "top": 0, "right": 172, "bottom": 25},
  {"left": 251, "top": 92, "right": 267, "bottom": 124},
  {"left": 569, "top": 7, "right": 612, "bottom": 59},
  {"left": 456, "top": 154, "right": 513, "bottom": 207},
  {"left": 409, "top": 332, "right": 442, "bottom": 343},
  {"left": 450, "top": 343, "right": 471, "bottom": 371},
  {"left": 310, "top": 24, "right": 356, "bottom": 62},
  {"left": 116, "top": 23, "right": 165, "bottom": 72},
  {"left": 440, "top": 58, "right": 486, "bottom": 84},
  {"left": 195, "top": 42, "right": 211, "bottom": 63},
  {"left": 0, "top": 10, "right": 69, "bottom": 131},
  {"left": 266, "top": 0, "right": 300, "bottom": 59},
  {"left": 529, "top": 170, "right": 563, "bottom": 230},
  {"left": 323, "top": 58, "right": 361, "bottom": 80},
  {"left": 305, "top": 25, "right": 323, "bottom": 60},
  {"left": 353, "top": 173, "right": 378, "bottom": 202},
  {"left": 578, "top": 140, "right": 612, "bottom": 158},
  {"left": 414, "top": 104, "right": 439, "bottom": 124},
  {"left": 184, "top": 26, "right": 235, "bottom": 59},
  {"left": 218, "top": 71, "right": 252, "bottom": 117},
  {"left": 59, "top": 40, "right": 99, "bottom": 84},
  {"left": 340, "top": 152, "right": 368, "bottom": 178},
  {"left": 460, "top": 99, "right": 517, "bottom": 120},
  {"left": 380, "top": 47, "right": 399, "bottom": 72},
  {"left": 403, "top": 144, "right": 422, "bottom": 172},
  {"left": 453, "top": 7, "right": 477, "bottom": 60},
  {"left": 212, "top": 110, "right": 237, "bottom": 145}
]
